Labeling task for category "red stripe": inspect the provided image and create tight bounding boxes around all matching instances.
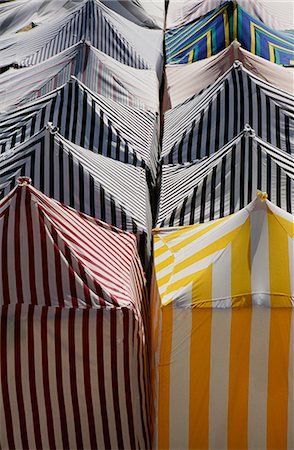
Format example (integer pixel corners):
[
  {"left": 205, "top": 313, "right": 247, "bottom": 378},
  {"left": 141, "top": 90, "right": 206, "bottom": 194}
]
[
  {"left": 38, "top": 210, "right": 51, "bottom": 306},
  {"left": 1, "top": 208, "right": 10, "bottom": 305},
  {"left": 51, "top": 227, "right": 65, "bottom": 307},
  {"left": 14, "top": 188, "right": 24, "bottom": 303},
  {"left": 25, "top": 188, "right": 38, "bottom": 304},
  {"left": 78, "top": 261, "right": 92, "bottom": 306},
  {"left": 111, "top": 309, "right": 124, "bottom": 449},
  {"left": 64, "top": 244, "right": 78, "bottom": 307},
  {"left": 14, "top": 304, "right": 29, "bottom": 449},
  {"left": 40, "top": 307, "right": 56, "bottom": 449},
  {"left": 54, "top": 307, "right": 69, "bottom": 449},
  {"left": 0, "top": 305, "right": 15, "bottom": 449},
  {"left": 136, "top": 315, "right": 149, "bottom": 450},
  {"left": 123, "top": 309, "right": 136, "bottom": 449},
  {"left": 68, "top": 308, "right": 83, "bottom": 449},
  {"left": 96, "top": 310, "right": 111, "bottom": 448},
  {"left": 27, "top": 305, "right": 42, "bottom": 449},
  {"left": 82, "top": 309, "right": 98, "bottom": 449}
]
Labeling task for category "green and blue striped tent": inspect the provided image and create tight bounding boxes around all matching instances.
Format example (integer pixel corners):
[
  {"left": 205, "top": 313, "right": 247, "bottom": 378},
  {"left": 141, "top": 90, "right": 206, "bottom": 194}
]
[{"left": 165, "top": 1, "right": 294, "bottom": 65}]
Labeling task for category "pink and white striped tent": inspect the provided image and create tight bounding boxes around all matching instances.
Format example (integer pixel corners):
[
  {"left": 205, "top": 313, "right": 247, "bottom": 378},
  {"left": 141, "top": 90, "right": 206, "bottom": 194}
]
[{"left": 0, "top": 177, "right": 151, "bottom": 450}]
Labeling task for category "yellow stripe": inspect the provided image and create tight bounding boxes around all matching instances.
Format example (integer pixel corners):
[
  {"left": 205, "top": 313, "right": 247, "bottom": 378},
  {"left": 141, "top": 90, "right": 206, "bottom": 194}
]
[
  {"left": 189, "top": 266, "right": 212, "bottom": 449},
  {"left": 228, "top": 217, "right": 252, "bottom": 449},
  {"left": 250, "top": 22, "right": 256, "bottom": 54},
  {"left": 224, "top": 10, "right": 230, "bottom": 47},
  {"left": 267, "top": 309, "right": 292, "bottom": 450},
  {"left": 268, "top": 210, "right": 292, "bottom": 307},
  {"left": 157, "top": 305, "right": 173, "bottom": 450},
  {"left": 267, "top": 203, "right": 292, "bottom": 450},
  {"left": 162, "top": 227, "right": 243, "bottom": 298},
  {"left": 188, "top": 49, "right": 194, "bottom": 63},
  {"left": 207, "top": 29, "right": 212, "bottom": 58}
]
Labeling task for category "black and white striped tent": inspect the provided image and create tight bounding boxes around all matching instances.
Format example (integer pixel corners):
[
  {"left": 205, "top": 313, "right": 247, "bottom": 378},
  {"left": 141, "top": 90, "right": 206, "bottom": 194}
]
[
  {"left": 162, "top": 62, "right": 294, "bottom": 165},
  {"left": 0, "top": 0, "right": 163, "bottom": 74},
  {"left": 0, "top": 77, "right": 159, "bottom": 183},
  {"left": 157, "top": 127, "right": 294, "bottom": 227},
  {"left": 0, "top": 41, "right": 159, "bottom": 112},
  {"left": 0, "top": 126, "right": 152, "bottom": 264}
]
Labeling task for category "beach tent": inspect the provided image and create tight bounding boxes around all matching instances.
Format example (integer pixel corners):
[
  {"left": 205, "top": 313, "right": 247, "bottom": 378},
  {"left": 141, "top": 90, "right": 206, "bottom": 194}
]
[
  {"left": 157, "top": 127, "right": 294, "bottom": 227},
  {"left": 0, "top": 78, "right": 159, "bottom": 184},
  {"left": 162, "top": 62, "right": 293, "bottom": 165},
  {"left": 164, "top": 40, "right": 294, "bottom": 109},
  {"left": 0, "top": 0, "right": 163, "bottom": 74},
  {"left": 151, "top": 194, "right": 294, "bottom": 450},
  {"left": 0, "top": 0, "right": 164, "bottom": 35},
  {"left": 165, "top": 1, "right": 294, "bottom": 65},
  {"left": 166, "top": 0, "right": 294, "bottom": 30},
  {"left": 0, "top": 126, "right": 152, "bottom": 264},
  {"left": 0, "top": 178, "right": 151, "bottom": 450},
  {"left": 0, "top": 41, "right": 159, "bottom": 112}
]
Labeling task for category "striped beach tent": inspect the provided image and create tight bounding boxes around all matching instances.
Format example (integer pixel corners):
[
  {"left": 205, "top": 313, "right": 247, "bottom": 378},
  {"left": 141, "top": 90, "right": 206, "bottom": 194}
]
[
  {"left": 0, "top": 0, "right": 163, "bottom": 74},
  {"left": 166, "top": 0, "right": 294, "bottom": 31},
  {"left": 0, "top": 41, "right": 159, "bottom": 112},
  {"left": 162, "top": 62, "right": 293, "bottom": 165},
  {"left": 151, "top": 195, "right": 294, "bottom": 450},
  {"left": 0, "top": 178, "right": 151, "bottom": 449},
  {"left": 0, "top": 77, "right": 159, "bottom": 183},
  {"left": 164, "top": 40, "right": 294, "bottom": 109},
  {"left": 157, "top": 127, "right": 294, "bottom": 227},
  {"left": 165, "top": 1, "right": 294, "bottom": 65},
  {"left": 0, "top": 126, "right": 152, "bottom": 264}
]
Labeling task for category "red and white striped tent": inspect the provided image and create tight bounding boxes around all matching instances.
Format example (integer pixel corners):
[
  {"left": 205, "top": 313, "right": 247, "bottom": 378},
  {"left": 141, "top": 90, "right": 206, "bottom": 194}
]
[{"left": 0, "top": 177, "right": 151, "bottom": 449}]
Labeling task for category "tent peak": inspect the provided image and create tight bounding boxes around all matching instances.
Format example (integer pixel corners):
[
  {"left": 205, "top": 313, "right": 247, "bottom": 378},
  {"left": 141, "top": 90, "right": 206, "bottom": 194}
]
[
  {"left": 16, "top": 176, "right": 31, "bottom": 186},
  {"left": 244, "top": 124, "right": 256, "bottom": 138},
  {"left": 46, "top": 122, "right": 59, "bottom": 135},
  {"left": 256, "top": 190, "right": 268, "bottom": 202}
]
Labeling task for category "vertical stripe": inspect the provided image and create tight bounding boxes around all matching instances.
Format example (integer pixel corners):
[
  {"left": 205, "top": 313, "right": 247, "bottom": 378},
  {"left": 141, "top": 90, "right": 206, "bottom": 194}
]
[
  {"left": 158, "top": 305, "right": 173, "bottom": 450},
  {"left": 248, "top": 307, "right": 270, "bottom": 449},
  {"left": 189, "top": 266, "right": 212, "bottom": 449},
  {"left": 228, "top": 218, "right": 252, "bottom": 449},
  {"left": 288, "top": 311, "right": 294, "bottom": 450},
  {"left": 267, "top": 211, "right": 292, "bottom": 449},
  {"left": 169, "top": 307, "right": 192, "bottom": 450}
]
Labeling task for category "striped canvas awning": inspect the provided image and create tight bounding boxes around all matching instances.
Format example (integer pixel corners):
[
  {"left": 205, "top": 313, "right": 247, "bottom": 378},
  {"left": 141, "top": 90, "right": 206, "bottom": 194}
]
[
  {"left": 0, "top": 0, "right": 163, "bottom": 74},
  {"left": 165, "top": 40, "right": 294, "bottom": 108},
  {"left": 162, "top": 63, "right": 293, "bottom": 164},
  {"left": 0, "top": 0, "right": 164, "bottom": 36},
  {"left": 0, "top": 127, "right": 152, "bottom": 263},
  {"left": 0, "top": 78, "right": 159, "bottom": 183},
  {"left": 0, "top": 41, "right": 159, "bottom": 112},
  {"left": 165, "top": 1, "right": 294, "bottom": 65},
  {"left": 0, "top": 179, "right": 151, "bottom": 449},
  {"left": 166, "top": 0, "right": 294, "bottom": 31},
  {"left": 152, "top": 195, "right": 294, "bottom": 449},
  {"left": 158, "top": 128, "right": 294, "bottom": 227}
]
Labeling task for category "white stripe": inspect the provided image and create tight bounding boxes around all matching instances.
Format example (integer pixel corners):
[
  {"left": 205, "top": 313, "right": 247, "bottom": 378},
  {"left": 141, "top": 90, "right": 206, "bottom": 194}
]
[
  {"left": 169, "top": 300, "right": 192, "bottom": 449},
  {"left": 248, "top": 306, "right": 270, "bottom": 449},
  {"left": 209, "top": 309, "right": 232, "bottom": 449}
]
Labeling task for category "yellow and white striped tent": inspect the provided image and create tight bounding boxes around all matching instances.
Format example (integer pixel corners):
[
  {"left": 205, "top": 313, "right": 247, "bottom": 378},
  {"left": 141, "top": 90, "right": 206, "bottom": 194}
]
[{"left": 151, "top": 193, "right": 294, "bottom": 450}]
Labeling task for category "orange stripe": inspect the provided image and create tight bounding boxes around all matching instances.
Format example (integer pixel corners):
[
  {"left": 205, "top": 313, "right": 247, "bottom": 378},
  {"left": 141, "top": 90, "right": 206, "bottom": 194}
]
[
  {"left": 158, "top": 305, "right": 173, "bottom": 450},
  {"left": 189, "top": 266, "right": 212, "bottom": 449},
  {"left": 228, "top": 218, "right": 252, "bottom": 449},
  {"left": 267, "top": 309, "right": 292, "bottom": 450},
  {"left": 267, "top": 210, "right": 292, "bottom": 449}
]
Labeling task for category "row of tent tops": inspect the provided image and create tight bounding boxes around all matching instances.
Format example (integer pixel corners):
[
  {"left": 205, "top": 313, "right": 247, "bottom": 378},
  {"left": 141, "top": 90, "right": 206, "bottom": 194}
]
[
  {"left": 0, "top": 0, "right": 293, "bottom": 34},
  {"left": 0, "top": 40, "right": 292, "bottom": 118},
  {"left": 1, "top": 175, "right": 293, "bottom": 309},
  {"left": 0, "top": 0, "right": 293, "bottom": 74},
  {"left": 0, "top": 123, "right": 293, "bottom": 250}
]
